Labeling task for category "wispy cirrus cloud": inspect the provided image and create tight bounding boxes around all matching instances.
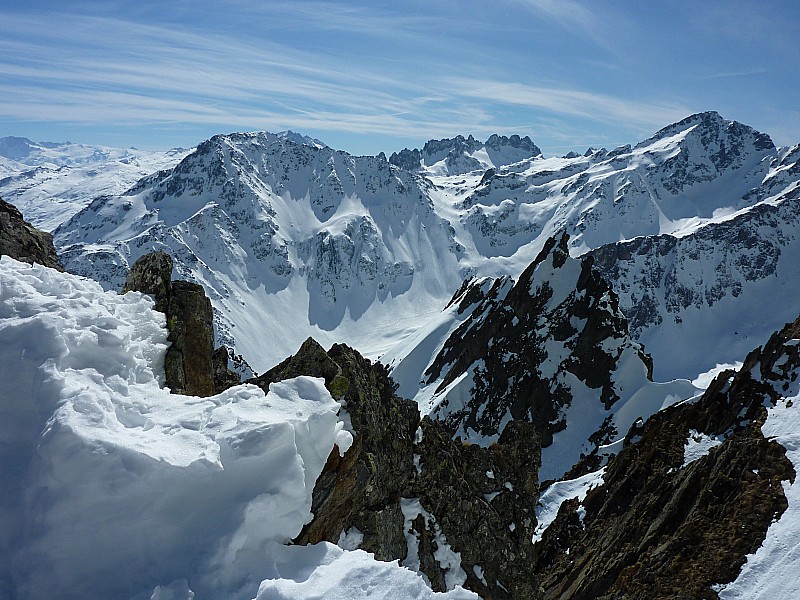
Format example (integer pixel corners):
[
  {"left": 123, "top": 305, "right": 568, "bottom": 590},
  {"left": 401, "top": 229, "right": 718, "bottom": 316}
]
[
  {"left": 444, "top": 78, "right": 691, "bottom": 131},
  {"left": 0, "top": 13, "right": 597, "bottom": 127},
  {"left": 0, "top": 6, "right": 712, "bottom": 152}
]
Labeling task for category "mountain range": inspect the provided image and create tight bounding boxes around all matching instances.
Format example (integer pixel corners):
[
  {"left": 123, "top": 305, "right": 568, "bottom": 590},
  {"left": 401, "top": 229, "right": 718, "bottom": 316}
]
[
  {"left": 2, "top": 111, "right": 800, "bottom": 598},
  {"left": 44, "top": 111, "right": 800, "bottom": 384}
]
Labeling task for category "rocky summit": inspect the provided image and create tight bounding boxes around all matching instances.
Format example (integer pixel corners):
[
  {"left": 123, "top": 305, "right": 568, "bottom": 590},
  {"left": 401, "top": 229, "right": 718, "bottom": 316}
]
[{"left": 249, "top": 338, "right": 542, "bottom": 599}]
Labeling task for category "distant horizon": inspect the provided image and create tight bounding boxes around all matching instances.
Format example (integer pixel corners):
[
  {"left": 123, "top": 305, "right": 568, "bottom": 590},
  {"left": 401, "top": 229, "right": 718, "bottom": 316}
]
[{"left": 1, "top": 108, "right": 795, "bottom": 161}]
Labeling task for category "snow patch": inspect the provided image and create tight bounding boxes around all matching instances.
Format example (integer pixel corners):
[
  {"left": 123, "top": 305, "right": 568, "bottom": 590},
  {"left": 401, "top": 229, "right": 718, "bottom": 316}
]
[
  {"left": 533, "top": 468, "right": 606, "bottom": 543},
  {"left": 0, "top": 258, "right": 369, "bottom": 600},
  {"left": 683, "top": 429, "right": 724, "bottom": 467}
]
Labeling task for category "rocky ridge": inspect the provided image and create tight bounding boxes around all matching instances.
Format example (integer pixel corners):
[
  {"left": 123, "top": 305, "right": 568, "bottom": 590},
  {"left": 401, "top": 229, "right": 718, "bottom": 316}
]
[
  {"left": 531, "top": 313, "right": 800, "bottom": 598},
  {"left": 389, "top": 233, "right": 696, "bottom": 481},
  {"left": 249, "top": 338, "right": 542, "bottom": 599},
  {"left": 389, "top": 134, "right": 542, "bottom": 175}
]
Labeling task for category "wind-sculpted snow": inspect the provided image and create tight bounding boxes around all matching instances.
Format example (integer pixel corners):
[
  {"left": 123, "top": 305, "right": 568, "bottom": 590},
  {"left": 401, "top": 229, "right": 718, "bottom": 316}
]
[{"left": 0, "top": 257, "right": 478, "bottom": 600}]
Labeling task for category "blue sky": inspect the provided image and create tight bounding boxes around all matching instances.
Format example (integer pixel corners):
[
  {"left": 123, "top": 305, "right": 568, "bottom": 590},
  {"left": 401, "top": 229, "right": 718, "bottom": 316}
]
[{"left": 1, "top": 0, "right": 798, "bottom": 156}]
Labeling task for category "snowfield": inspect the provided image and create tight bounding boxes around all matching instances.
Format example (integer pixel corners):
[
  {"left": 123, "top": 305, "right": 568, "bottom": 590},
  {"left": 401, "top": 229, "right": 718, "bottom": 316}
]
[{"left": 0, "top": 257, "right": 474, "bottom": 600}]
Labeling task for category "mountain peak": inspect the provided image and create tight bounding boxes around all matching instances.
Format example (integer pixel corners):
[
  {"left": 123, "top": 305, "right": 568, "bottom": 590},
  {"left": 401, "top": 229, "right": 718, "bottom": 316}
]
[
  {"left": 640, "top": 111, "right": 775, "bottom": 153},
  {"left": 0, "top": 136, "right": 37, "bottom": 161},
  {"left": 390, "top": 133, "right": 542, "bottom": 175}
]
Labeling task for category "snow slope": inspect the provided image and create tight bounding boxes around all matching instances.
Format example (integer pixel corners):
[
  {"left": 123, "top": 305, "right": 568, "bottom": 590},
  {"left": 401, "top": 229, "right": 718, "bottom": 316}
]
[
  {"left": 0, "top": 137, "right": 191, "bottom": 231},
  {"left": 0, "top": 257, "right": 473, "bottom": 600}
]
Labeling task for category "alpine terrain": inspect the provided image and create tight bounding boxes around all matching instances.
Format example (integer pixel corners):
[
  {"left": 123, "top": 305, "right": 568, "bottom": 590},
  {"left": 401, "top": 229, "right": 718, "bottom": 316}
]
[{"left": 2, "top": 110, "right": 800, "bottom": 599}]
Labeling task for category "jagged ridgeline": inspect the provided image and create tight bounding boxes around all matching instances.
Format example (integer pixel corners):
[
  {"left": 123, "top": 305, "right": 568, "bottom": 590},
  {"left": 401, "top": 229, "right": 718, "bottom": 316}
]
[
  {"left": 50, "top": 112, "right": 800, "bottom": 385},
  {"left": 387, "top": 232, "right": 697, "bottom": 482},
  {"left": 246, "top": 338, "right": 541, "bottom": 598}
]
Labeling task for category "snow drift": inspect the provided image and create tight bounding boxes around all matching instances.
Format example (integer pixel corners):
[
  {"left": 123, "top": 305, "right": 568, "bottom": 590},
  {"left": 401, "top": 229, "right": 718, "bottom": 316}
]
[{"left": 0, "top": 257, "right": 473, "bottom": 600}]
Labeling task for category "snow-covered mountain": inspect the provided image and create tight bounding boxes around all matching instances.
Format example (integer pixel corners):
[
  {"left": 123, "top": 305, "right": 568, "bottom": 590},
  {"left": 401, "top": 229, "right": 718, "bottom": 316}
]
[
  {"left": 591, "top": 160, "right": 800, "bottom": 380},
  {"left": 0, "top": 136, "right": 192, "bottom": 231},
  {"left": 6, "top": 110, "right": 800, "bottom": 599},
  {"left": 52, "top": 112, "right": 800, "bottom": 384},
  {"left": 389, "top": 133, "right": 542, "bottom": 176},
  {"left": 384, "top": 233, "right": 697, "bottom": 481},
  {"left": 55, "top": 131, "right": 466, "bottom": 374}
]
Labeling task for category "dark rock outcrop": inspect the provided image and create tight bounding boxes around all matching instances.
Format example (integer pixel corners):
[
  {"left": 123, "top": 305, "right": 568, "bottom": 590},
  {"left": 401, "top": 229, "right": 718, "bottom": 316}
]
[
  {"left": 532, "top": 316, "right": 800, "bottom": 598},
  {"left": 423, "top": 233, "right": 657, "bottom": 476},
  {"left": 0, "top": 197, "right": 63, "bottom": 270},
  {"left": 212, "top": 346, "right": 241, "bottom": 393},
  {"left": 121, "top": 251, "right": 173, "bottom": 312},
  {"left": 388, "top": 147, "right": 422, "bottom": 172},
  {"left": 249, "top": 338, "right": 542, "bottom": 599},
  {"left": 123, "top": 251, "right": 215, "bottom": 396}
]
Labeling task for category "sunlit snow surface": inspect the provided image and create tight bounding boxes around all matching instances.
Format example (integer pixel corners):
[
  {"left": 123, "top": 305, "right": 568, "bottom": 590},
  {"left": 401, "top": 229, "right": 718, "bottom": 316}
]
[
  {"left": 0, "top": 258, "right": 474, "bottom": 600},
  {"left": 533, "top": 468, "right": 606, "bottom": 544},
  {"left": 0, "top": 144, "right": 192, "bottom": 231}
]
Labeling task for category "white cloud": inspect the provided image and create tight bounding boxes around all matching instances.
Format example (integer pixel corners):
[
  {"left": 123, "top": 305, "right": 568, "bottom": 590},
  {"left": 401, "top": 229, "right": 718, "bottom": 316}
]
[{"left": 443, "top": 77, "right": 690, "bottom": 131}]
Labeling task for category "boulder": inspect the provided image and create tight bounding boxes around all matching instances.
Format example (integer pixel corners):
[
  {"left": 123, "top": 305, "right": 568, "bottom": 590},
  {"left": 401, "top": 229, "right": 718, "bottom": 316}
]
[{"left": 0, "top": 197, "right": 63, "bottom": 270}]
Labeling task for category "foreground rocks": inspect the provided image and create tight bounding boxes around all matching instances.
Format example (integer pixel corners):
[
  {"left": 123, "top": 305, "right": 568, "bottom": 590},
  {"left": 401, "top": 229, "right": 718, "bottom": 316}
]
[
  {"left": 0, "top": 197, "right": 63, "bottom": 270},
  {"left": 123, "top": 251, "right": 238, "bottom": 396},
  {"left": 249, "top": 338, "right": 542, "bottom": 599}
]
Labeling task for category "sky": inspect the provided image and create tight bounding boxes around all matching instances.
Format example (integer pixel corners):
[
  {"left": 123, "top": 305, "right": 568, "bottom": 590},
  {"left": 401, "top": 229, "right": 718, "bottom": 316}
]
[{"left": 1, "top": 0, "right": 798, "bottom": 156}]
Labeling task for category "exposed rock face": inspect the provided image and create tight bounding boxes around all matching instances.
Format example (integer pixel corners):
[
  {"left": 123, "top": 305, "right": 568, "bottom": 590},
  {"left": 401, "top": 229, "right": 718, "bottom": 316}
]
[
  {"left": 121, "top": 250, "right": 173, "bottom": 311},
  {"left": 532, "top": 316, "right": 800, "bottom": 598},
  {"left": 387, "top": 147, "right": 422, "bottom": 172},
  {"left": 0, "top": 197, "right": 63, "bottom": 270},
  {"left": 417, "top": 233, "right": 692, "bottom": 482},
  {"left": 122, "top": 251, "right": 215, "bottom": 396},
  {"left": 249, "top": 338, "right": 542, "bottom": 599},
  {"left": 212, "top": 346, "right": 241, "bottom": 393},
  {"left": 164, "top": 280, "right": 215, "bottom": 396},
  {"left": 389, "top": 133, "right": 542, "bottom": 175}
]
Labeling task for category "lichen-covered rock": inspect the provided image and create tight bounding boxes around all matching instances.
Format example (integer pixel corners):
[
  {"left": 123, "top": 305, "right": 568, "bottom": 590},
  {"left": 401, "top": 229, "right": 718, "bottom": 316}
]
[
  {"left": 0, "top": 197, "right": 63, "bottom": 270},
  {"left": 121, "top": 250, "right": 173, "bottom": 312},
  {"left": 249, "top": 339, "right": 542, "bottom": 599},
  {"left": 123, "top": 251, "right": 215, "bottom": 396}
]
